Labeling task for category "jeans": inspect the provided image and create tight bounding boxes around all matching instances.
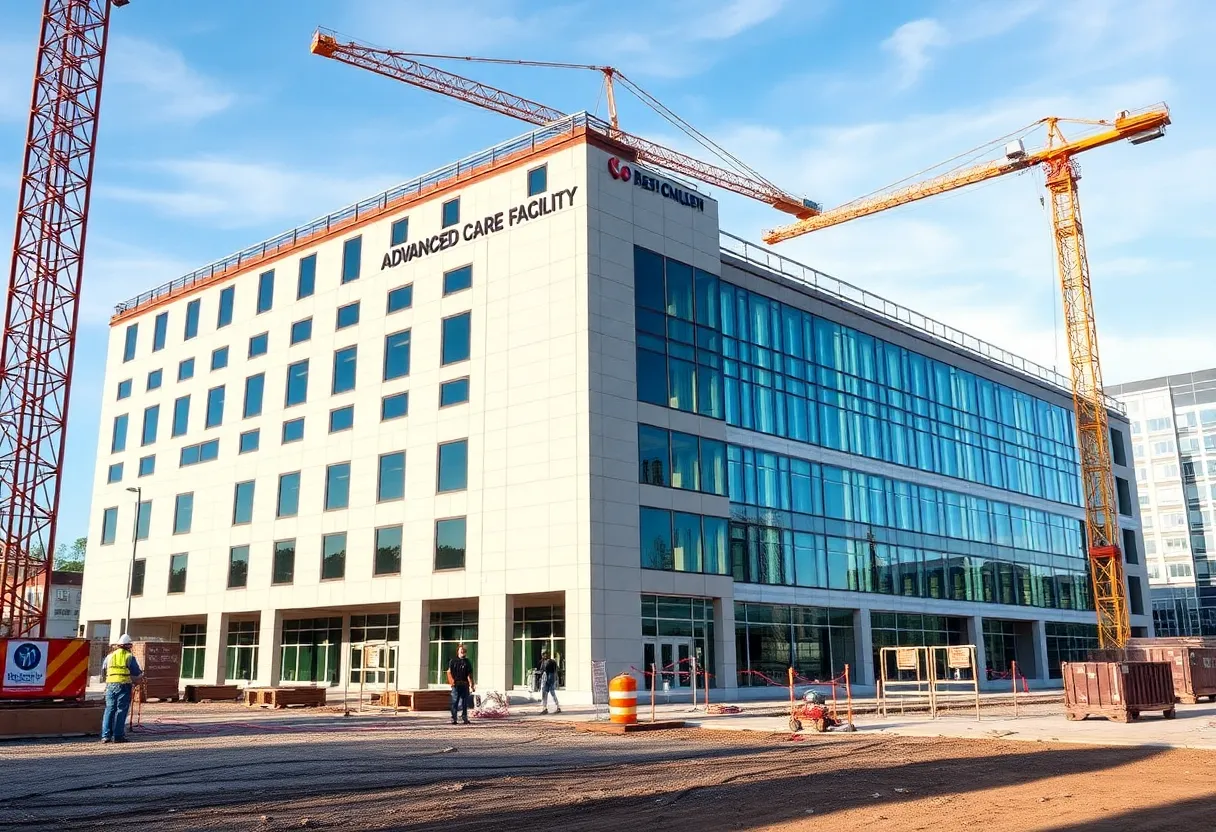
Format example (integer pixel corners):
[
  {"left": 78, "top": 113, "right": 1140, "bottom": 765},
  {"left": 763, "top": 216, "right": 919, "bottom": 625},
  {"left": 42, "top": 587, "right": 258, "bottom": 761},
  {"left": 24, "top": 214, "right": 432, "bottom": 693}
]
[
  {"left": 101, "top": 683, "right": 133, "bottom": 740},
  {"left": 541, "top": 677, "right": 560, "bottom": 710},
  {"left": 450, "top": 684, "right": 471, "bottom": 722}
]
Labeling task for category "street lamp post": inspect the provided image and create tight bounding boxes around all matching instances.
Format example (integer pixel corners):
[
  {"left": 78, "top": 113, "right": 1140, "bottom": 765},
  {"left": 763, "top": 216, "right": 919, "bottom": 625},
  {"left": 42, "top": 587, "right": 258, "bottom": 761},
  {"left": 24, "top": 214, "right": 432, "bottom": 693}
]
[{"left": 124, "top": 486, "right": 141, "bottom": 633}]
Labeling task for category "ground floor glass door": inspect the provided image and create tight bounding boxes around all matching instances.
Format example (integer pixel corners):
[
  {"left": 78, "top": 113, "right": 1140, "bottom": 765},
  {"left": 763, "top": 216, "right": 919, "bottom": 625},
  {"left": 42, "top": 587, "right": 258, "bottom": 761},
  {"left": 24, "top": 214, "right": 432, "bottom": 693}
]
[{"left": 642, "top": 637, "right": 695, "bottom": 690}]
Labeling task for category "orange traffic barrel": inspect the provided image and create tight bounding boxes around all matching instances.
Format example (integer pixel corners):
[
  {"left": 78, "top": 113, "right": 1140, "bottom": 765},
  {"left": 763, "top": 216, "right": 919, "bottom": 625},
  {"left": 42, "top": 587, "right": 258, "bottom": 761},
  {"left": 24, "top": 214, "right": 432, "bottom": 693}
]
[{"left": 609, "top": 672, "right": 638, "bottom": 724}]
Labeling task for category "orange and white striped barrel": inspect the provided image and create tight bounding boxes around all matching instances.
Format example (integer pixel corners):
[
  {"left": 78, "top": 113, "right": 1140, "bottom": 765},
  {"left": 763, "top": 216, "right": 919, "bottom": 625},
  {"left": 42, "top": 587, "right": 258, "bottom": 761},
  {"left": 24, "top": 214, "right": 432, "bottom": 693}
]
[{"left": 609, "top": 672, "right": 638, "bottom": 724}]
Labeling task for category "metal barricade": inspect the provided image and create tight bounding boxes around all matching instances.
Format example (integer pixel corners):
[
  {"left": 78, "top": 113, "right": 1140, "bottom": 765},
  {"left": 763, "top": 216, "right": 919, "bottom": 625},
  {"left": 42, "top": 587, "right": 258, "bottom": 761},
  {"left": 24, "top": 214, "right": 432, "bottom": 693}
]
[{"left": 878, "top": 644, "right": 980, "bottom": 719}]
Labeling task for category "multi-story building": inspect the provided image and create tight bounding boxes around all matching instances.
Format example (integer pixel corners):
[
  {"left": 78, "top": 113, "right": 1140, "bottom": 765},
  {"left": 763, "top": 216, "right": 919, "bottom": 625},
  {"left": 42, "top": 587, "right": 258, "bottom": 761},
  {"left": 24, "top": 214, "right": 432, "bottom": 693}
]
[
  {"left": 1108, "top": 369, "right": 1216, "bottom": 636},
  {"left": 16, "top": 571, "right": 83, "bottom": 638},
  {"left": 78, "top": 115, "right": 1150, "bottom": 698}
]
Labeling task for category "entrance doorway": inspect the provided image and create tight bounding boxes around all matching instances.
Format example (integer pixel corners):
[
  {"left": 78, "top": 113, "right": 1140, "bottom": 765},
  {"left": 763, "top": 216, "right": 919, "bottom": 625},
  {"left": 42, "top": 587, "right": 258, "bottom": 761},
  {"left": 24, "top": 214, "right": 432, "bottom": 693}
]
[{"left": 642, "top": 637, "right": 695, "bottom": 691}]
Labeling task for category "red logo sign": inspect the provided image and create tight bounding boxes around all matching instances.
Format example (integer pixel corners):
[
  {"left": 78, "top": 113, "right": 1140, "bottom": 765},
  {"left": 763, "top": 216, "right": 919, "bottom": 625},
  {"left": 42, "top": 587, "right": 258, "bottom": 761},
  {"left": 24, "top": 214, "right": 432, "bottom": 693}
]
[{"left": 607, "top": 157, "right": 632, "bottom": 182}]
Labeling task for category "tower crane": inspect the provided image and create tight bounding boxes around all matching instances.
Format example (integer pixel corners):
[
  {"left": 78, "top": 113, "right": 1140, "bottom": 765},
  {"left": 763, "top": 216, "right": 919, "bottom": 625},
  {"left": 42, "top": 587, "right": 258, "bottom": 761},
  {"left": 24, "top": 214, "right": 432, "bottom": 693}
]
[{"left": 763, "top": 105, "right": 1172, "bottom": 649}]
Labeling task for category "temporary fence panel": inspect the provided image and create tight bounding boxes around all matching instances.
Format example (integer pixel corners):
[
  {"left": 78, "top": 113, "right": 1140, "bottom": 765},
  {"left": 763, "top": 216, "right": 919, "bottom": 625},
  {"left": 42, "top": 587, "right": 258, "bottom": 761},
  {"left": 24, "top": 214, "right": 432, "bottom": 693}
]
[
  {"left": 927, "top": 644, "right": 981, "bottom": 720},
  {"left": 878, "top": 646, "right": 933, "bottom": 716},
  {"left": 591, "top": 660, "right": 608, "bottom": 720},
  {"left": 878, "top": 644, "right": 980, "bottom": 719}
]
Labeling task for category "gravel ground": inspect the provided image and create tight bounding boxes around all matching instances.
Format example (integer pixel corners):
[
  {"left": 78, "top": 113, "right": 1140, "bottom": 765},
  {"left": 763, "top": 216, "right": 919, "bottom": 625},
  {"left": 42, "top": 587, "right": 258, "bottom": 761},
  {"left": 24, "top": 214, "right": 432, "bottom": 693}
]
[{"left": 1, "top": 704, "right": 1213, "bottom": 831}]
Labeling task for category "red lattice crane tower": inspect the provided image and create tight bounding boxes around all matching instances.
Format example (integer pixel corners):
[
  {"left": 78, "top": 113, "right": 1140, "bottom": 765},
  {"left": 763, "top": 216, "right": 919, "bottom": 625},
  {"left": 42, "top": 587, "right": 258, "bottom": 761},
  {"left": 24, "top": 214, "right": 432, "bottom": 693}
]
[{"left": 0, "top": 0, "right": 125, "bottom": 638}]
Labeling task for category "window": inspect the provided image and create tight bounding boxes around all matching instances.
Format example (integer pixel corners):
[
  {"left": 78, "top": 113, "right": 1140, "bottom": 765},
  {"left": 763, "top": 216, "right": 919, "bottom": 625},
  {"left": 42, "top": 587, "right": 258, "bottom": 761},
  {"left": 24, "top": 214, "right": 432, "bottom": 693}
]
[
  {"left": 329, "top": 405, "right": 354, "bottom": 433},
  {"left": 178, "top": 624, "right": 206, "bottom": 679},
  {"left": 111, "top": 414, "right": 128, "bottom": 453},
  {"left": 437, "top": 439, "right": 468, "bottom": 492},
  {"left": 140, "top": 405, "right": 159, "bottom": 446},
  {"left": 439, "top": 377, "right": 470, "bottom": 407},
  {"left": 441, "top": 312, "right": 471, "bottom": 365},
  {"left": 152, "top": 312, "right": 168, "bottom": 351},
  {"left": 390, "top": 217, "right": 408, "bottom": 245},
  {"left": 225, "top": 621, "right": 258, "bottom": 681},
  {"left": 322, "top": 532, "right": 346, "bottom": 580},
  {"left": 297, "top": 254, "right": 316, "bottom": 299},
  {"left": 184, "top": 299, "right": 200, "bottom": 340},
  {"left": 135, "top": 500, "right": 151, "bottom": 541},
  {"left": 178, "top": 357, "right": 195, "bottom": 381},
  {"left": 211, "top": 346, "right": 229, "bottom": 371},
  {"left": 117, "top": 379, "right": 132, "bottom": 400},
  {"left": 1147, "top": 417, "right": 1173, "bottom": 432},
  {"left": 123, "top": 324, "right": 137, "bottom": 362},
  {"left": 205, "top": 385, "right": 225, "bottom": 428},
  {"left": 441, "top": 197, "right": 459, "bottom": 228},
  {"left": 290, "top": 318, "right": 312, "bottom": 344},
  {"left": 248, "top": 332, "right": 268, "bottom": 358},
  {"left": 1114, "top": 431, "right": 1130, "bottom": 466},
  {"left": 173, "top": 493, "right": 193, "bottom": 534},
  {"left": 256, "top": 270, "right": 274, "bottom": 313},
  {"left": 239, "top": 429, "right": 260, "bottom": 454},
  {"left": 273, "top": 539, "right": 296, "bottom": 584},
  {"left": 285, "top": 359, "right": 309, "bottom": 406},
  {"left": 172, "top": 395, "right": 189, "bottom": 437},
  {"left": 179, "top": 439, "right": 219, "bottom": 466},
  {"left": 1122, "top": 528, "right": 1139, "bottom": 565},
  {"left": 106, "top": 462, "right": 122, "bottom": 484},
  {"left": 277, "top": 472, "right": 300, "bottom": 518},
  {"left": 146, "top": 369, "right": 162, "bottom": 391},
  {"left": 233, "top": 481, "right": 255, "bottom": 525},
  {"left": 381, "top": 392, "right": 408, "bottom": 421},
  {"left": 1168, "top": 562, "right": 1192, "bottom": 578},
  {"left": 342, "top": 236, "right": 362, "bottom": 283},
  {"left": 435, "top": 517, "right": 467, "bottom": 570},
  {"left": 527, "top": 164, "right": 547, "bottom": 196},
  {"left": 336, "top": 302, "right": 360, "bottom": 329},
  {"left": 138, "top": 455, "right": 155, "bottom": 477},
  {"left": 332, "top": 346, "right": 358, "bottom": 394},
  {"left": 243, "top": 373, "right": 264, "bottom": 418},
  {"left": 387, "top": 284, "right": 413, "bottom": 313},
  {"left": 443, "top": 265, "right": 472, "bottom": 295},
  {"left": 325, "top": 462, "right": 350, "bottom": 510},
  {"left": 383, "top": 330, "right": 411, "bottom": 380},
  {"left": 100, "top": 506, "right": 118, "bottom": 545},
  {"left": 217, "top": 286, "right": 235, "bottom": 328},
  {"left": 1116, "top": 477, "right": 1132, "bottom": 516},
  {"left": 282, "top": 417, "right": 304, "bottom": 443},
  {"left": 1152, "top": 439, "right": 1176, "bottom": 456},
  {"left": 130, "top": 558, "right": 145, "bottom": 596},
  {"left": 228, "top": 545, "right": 249, "bottom": 589},
  {"left": 374, "top": 525, "right": 403, "bottom": 575},
  {"left": 378, "top": 452, "right": 405, "bottom": 501}
]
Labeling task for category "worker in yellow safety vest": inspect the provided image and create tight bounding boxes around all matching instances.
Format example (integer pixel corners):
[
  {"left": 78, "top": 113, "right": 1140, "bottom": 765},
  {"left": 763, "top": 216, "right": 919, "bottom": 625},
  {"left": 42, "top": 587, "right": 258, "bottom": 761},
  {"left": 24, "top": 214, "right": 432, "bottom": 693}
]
[{"left": 99, "top": 634, "right": 143, "bottom": 744}]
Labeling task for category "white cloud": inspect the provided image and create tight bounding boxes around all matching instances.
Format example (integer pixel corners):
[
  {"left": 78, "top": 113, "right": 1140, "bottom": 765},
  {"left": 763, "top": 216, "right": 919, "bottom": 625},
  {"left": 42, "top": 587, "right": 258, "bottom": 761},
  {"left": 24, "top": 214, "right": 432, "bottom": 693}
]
[
  {"left": 106, "top": 36, "right": 234, "bottom": 124},
  {"left": 79, "top": 243, "right": 196, "bottom": 325},
  {"left": 688, "top": 0, "right": 789, "bottom": 41},
  {"left": 0, "top": 43, "right": 29, "bottom": 122},
  {"left": 883, "top": 19, "right": 948, "bottom": 90}
]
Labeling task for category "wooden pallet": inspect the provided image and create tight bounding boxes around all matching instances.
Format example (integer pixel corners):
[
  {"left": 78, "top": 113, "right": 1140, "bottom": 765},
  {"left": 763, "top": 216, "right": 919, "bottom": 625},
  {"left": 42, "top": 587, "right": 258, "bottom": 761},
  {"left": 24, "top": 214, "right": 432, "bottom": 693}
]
[
  {"left": 243, "top": 687, "right": 328, "bottom": 709},
  {"left": 373, "top": 689, "right": 452, "bottom": 711},
  {"left": 185, "top": 684, "right": 241, "bottom": 703}
]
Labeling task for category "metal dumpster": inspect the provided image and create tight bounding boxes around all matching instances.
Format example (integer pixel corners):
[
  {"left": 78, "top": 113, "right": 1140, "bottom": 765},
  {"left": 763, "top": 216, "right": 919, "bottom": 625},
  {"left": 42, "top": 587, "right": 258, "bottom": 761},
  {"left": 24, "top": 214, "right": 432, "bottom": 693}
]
[
  {"left": 1062, "top": 661, "right": 1175, "bottom": 723},
  {"left": 1131, "top": 646, "right": 1216, "bottom": 705}
]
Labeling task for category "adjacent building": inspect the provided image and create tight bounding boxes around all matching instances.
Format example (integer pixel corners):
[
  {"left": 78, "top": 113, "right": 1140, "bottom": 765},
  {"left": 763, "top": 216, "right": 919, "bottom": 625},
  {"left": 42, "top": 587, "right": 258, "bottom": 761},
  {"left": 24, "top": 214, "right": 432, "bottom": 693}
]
[
  {"left": 78, "top": 114, "right": 1150, "bottom": 698},
  {"left": 1108, "top": 369, "right": 1216, "bottom": 636}
]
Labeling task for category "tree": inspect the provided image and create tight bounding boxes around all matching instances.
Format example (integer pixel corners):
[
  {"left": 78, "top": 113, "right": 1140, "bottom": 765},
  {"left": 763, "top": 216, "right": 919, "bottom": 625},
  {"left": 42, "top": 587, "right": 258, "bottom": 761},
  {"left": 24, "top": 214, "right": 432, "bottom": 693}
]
[{"left": 54, "top": 537, "right": 86, "bottom": 573}]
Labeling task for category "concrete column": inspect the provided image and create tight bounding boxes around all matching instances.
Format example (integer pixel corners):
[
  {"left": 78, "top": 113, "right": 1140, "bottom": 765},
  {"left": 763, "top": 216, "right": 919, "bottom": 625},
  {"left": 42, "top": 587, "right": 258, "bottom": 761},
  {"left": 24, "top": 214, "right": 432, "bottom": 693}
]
[
  {"left": 477, "top": 593, "right": 510, "bottom": 692},
  {"left": 854, "top": 609, "right": 875, "bottom": 686},
  {"left": 715, "top": 597, "right": 737, "bottom": 692},
  {"left": 339, "top": 615, "right": 352, "bottom": 696},
  {"left": 255, "top": 609, "right": 283, "bottom": 686},
  {"left": 967, "top": 614, "right": 988, "bottom": 686},
  {"left": 398, "top": 599, "right": 426, "bottom": 690},
  {"left": 202, "top": 611, "right": 229, "bottom": 685},
  {"left": 1032, "top": 619, "right": 1050, "bottom": 681},
  {"left": 564, "top": 587, "right": 593, "bottom": 696}
]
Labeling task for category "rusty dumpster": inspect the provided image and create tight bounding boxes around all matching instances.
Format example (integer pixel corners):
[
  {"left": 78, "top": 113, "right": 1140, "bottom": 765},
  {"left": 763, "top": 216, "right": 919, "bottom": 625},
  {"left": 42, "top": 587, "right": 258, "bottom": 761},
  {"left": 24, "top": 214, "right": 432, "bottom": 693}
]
[
  {"left": 1062, "top": 661, "right": 1175, "bottom": 722},
  {"left": 132, "top": 641, "right": 181, "bottom": 702}
]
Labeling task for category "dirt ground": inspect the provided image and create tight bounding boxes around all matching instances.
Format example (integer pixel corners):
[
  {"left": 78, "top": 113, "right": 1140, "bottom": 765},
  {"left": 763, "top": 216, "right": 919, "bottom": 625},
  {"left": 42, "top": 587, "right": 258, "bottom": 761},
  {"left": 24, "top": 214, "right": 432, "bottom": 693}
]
[{"left": 2, "top": 705, "right": 1214, "bottom": 831}]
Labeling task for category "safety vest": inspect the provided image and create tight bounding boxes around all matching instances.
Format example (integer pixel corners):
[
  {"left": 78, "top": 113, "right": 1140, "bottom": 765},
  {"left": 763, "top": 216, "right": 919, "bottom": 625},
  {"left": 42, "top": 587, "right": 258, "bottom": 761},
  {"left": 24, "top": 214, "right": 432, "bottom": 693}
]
[{"left": 105, "top": 648, "right": 133, "bottom": 684}]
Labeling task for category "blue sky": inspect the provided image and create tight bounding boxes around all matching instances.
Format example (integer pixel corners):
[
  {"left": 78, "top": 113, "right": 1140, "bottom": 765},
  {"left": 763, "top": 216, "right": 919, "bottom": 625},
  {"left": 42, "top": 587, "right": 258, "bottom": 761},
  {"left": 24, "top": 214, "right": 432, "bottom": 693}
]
[{"left": 0, "top": 0, "right": 1212, "bottom": 547}]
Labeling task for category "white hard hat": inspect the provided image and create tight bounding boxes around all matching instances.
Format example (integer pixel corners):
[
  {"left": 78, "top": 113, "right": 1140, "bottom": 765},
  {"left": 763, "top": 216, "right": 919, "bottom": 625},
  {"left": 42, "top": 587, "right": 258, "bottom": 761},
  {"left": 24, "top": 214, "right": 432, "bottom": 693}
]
[{"left": 118, "top": 633, "right": 133, "bottom": 646}]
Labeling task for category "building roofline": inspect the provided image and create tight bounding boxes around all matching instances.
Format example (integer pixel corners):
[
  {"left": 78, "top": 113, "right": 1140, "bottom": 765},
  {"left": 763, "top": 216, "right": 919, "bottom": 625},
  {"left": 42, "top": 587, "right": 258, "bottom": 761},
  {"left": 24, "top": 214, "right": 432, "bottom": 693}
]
[{"left": 1107, "top": 367, "right": 1216, "bottom": 396}]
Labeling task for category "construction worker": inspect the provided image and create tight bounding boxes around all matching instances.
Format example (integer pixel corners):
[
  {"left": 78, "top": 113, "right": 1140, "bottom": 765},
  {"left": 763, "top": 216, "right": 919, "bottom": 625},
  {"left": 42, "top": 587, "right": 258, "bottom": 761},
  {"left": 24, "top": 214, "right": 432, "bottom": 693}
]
[{"left": 99, "top": 634, "right": 142, "bottom": 744}]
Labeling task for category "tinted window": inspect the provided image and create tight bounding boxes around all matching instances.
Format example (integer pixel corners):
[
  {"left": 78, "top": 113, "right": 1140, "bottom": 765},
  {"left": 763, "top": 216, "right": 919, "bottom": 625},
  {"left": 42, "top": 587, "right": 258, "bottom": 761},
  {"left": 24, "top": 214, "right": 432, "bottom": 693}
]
[
  {"left": 341, "top": 236, "right": 361, "bottom": 283},
  {"left": 243, "top": 373, "right": 265, "bottom": 418},
  {"left": 336, "top": 302, "right": 360, "bottom": 329},
  {"left": 211, "top": 346, "right": 229, "bottom": 371},
  {"left": 439, "top": 377, "right": 470, "bottom": 407},
  {"left": 228, "top": 545, "right": 249, "bottom": 589},
  {"left": 135, "top": 500, "right": 151, "bottom": 540},
  {"left": 435, "top": 518, "right": 467, "bottom": 570},
  {"left": 325, "top": 462, "right": 351, "bottom": 510},
  {"left": 441, "top": 312, "right": 471, "bottom": 365},
  {"left": 290, "top": 318, "right": 312, "bottom": 344},
  {"left": 248, "top": 333, "right": 268, "bottom": 357},
  {"left": 111, "top": 414, "right": 128, "bottom": 452},
  {"left": 442, "top": 198, "right": 459, "bottom": 228},
  {"left": 381, "top": 392, "right": 408, "bottom": 421},
  {"left": 332, "top": 346, "right": 357, "bottom": 394},
  {"left": 285, "top": 360, "right": 309, "bottom": 406},
  {"left": 390, "top": 217, "right": 408, "bottom": 245},
  {"left": 277, "top": 472, "right": 300, "bottom": 517},
  {"left": 329, "top": 405, "right": 354, "bottom": 433},
  {"left": 106, "top": 462, "right": 122, "bottom": 484},
  {"left": 238, "top": 429, "right": 260, "bottom": 454},
  {"left": 383, "top": 330, "right": 411, "bottom": 380},
  {"left": 101, "top": 506, "right": 118, "bottom": 545},
  {"left": 184, "top": 299, "right": 200, "bottom": 339},
  {"left": 282, "top": 417, "right": 304, "bottom": 443},
  {"left": 123, "top": 324, "right": 137, "bottom": 362},
  {"left": 172, "top": 395, "right": 190, "bottom": 437},
  {"left": 173, "top": 493, "right": 193, "bottom": 534},
  {"left": 443, "top": 265, "right": 472, "bottom": 295},
  {"left": 217, "top": 286, "right": 234, "bottom": 328},
  {"left": 374, "top": 526, "right": 402, "bottom": 575},
  {"left": 527, "top": 164, "right": 547, "bottom": 196},
  {"left": 297, "top": 254, "right": 316, "bottom": 299},
  {"left": 378, "top": 451, "right": 405, "bottom": 501},
  {"left": 168, "top": 554, "right": 188, "bottom": 594},
  {"left": 178, "top": 358, "right": 195, "bottom": 381},
  {"left": 117, "top": 379, "right": 132, "bottom": 400},
  {"left": 273, "top": 539, "right": 295, "bottom": 584},
  {"left": 437, "top": 440, "right": 468, "bottom": 492},
  {"left": 146, "top": 369, "right": 162, "bottom": 390},
  {"left": 138, "top": 455, "right": 155, "bottom": 477},
  {"left": 387, "top": 284, "right": 412, "bottom": 313},
  {"left": 233, "top": 480, "right": 255, "bottom": 525},
  {"left": 322, "top": 532, "right": 347, "bottom": 580},
  {"left": 256, "top": 270, "right": 274, "bottom": 313},
  {"left": 205, "top": 385, "right": 225, "bottom": 428},
  {"left": 153, "top": 312, "right": 168, "bottom": 351},
  {"left": 141, "top": 404, "right": 159, "bottom": 446},
  {"left": 130, "top": 559, "right": 145, "bottom": 595}
]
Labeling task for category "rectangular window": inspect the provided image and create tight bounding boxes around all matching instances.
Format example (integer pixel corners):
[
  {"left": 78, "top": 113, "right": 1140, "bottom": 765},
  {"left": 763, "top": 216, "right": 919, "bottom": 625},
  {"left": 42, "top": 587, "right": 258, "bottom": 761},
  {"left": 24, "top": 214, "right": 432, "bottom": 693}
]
[
  {"left": 146, "top": 369, "right": 162, "bottom": 391},
  {"left": 277, "top": 472, "right": 300, "bottom": 518},
  {"left": 168, "top": 554, "right": 188, "bottom": 594},
  {"left": 243, "top": 373, "right": 265, "bottom": 418},
  {"left": 443, "top": 265, "right": 472, "bottom": 296},
  {"left": 441, "top": 312, "right": 471, "bottom": 365},
  {"left": 383, "top": 330, "right": 411, "bottom": 380},
  {"left": 273, "top": 539, "right": 295, "bottom": 585},
  {"left": 123, "top": 324, "right": 138, "bottom": 362},
  {"left": 100, "top": 506, "right": 118, "bottom": 545},
  {"left": 387, "top": 284, "right": 413, "bottom": 313},
  {"left": 342, "top": 236, "right": 362, "bottom": 283},
  {"left": 439, "top": 377, "right": 470, "bottom": 407},
  {"left": 329, "top": 405, "right": 354, "bottom": 433},
  {"left": 172, "top": 395, "right": 190, "bottom": 437},
  {"left": 152, "top": 312, "right": 168, "bottom": 351},
  {"left": 248, "top": 332, "right": 268, "bottom": 358},
  {"left": 173, "top": 493, "right": 193, "bottom": 534},
  {"left": 217, "top": 285, "right": 235, "bottom": 328},
  {"left": 332, "top": 346, "right": 358, "bottom": 394},
  {"left": 1129, "top": 575, "right": 1144, "bottom": 616},
  {"left": 256, "top": 270, "right": 275, "bottom": 313},
  {"left": 106, "top": 462, "right": 122, "bottom": 484},
  {"left": 435, "top": 517, "right": 467, "bottom": 570},
  {"left": 178, "top": 357, "right": 195, "bottom": 381},
  {"left": 1116, "top": 477, "right": 1133, "bottom": 516},
  {"left": 141, "top": 404, "right": 159, "bottom": 446},
  {"left": 179, "top": 439, "right": 219, "bottom": 466},
  {"left": 285, "top": 359, "right": 309, "bottom": 406},
  {"left": 184, "top": 299, "right": 200, "bottom": 340},
  {"left": 437, "top": 439, "right": 468, "bottom": 492},
  {"left": 290, "top": 318, "right": 312, "bottom": 344},
  {"left": 390, "top": 217, "right": 408, "bottom": 245},
  {"left": 136, "top": 500, "right": 151, "bottom": 541},
  {"left": 325, "top": 462, "right": 351, "bottom": 510},
  {"left": 211, "top": 346, "right": 229, "bottom": 371},
  {"left": 117, "top": 379, "right": 132, "bottom": 400},
  {"left": 322, "top": 532, "right": 347, "bottom": 580},
  {"left": 282, "top": 417, "right": 304, "bottom": 443},
  {"left": 297, "top": 254, "right": 316, "bottom": 299},
  {"left": 441, "top": 197, "right": 459, "bottom": 228},
  {"left": 336, "top": 302, "right": 360, "bottom": 329},
  {"left": 1122, "top": 528, "right": 1139, "bottom": 565},
  {"left": 527, "top": 164, "right": 547, "bottom": 196},
  {"left": 130, "top": 558, "right": 145, "bottom": 596},
  {"left": 233, "top": 480, "right": 255, "bottom": 525},
  {"left": 138, "top": 455, "right": 155, "bottom": 477},
  {"left": 228, "top": 545, "right": 249, "bottom": 589},
  {"left": 381, "top": 392, "right": 408, "bottom": 421},
  {"left": 239, "top": 428, "right": 260, "bottom": 454},
  {"left": 374, "top": 525, "right": 403, "bottom": 575},
  {"left": 639, "top": 425, "right": 668, "bottom": 486},
  {"left": 111, "top": 414, "right": 128, "bottom": 453},
  {"left": 205, "top": 385, "right": 225, "bottom": 428},
  {"left": 378, "top": 451, "right": 405, "bottom": 501}
]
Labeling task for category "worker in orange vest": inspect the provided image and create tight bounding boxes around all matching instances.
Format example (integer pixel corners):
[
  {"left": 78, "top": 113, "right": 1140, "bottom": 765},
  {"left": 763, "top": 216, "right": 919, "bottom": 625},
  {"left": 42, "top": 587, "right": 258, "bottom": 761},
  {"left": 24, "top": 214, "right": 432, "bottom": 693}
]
[{"left": 99, "top": 634, "right": 143, "bottom": 743}]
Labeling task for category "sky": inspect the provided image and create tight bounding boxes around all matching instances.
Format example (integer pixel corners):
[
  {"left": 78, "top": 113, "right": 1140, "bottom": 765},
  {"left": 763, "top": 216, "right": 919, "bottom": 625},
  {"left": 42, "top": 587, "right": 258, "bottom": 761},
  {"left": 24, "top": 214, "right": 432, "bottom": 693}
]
[{"left": 0, "top": 0, "right": 1212, "bottom": 548}]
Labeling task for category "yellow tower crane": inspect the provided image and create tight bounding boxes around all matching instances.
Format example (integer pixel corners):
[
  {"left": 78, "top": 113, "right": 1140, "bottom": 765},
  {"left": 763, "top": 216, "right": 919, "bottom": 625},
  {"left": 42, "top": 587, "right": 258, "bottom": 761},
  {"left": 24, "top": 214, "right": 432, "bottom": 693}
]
[{"left": 764, "top": 105, "right": 1171, "bottom": 649}]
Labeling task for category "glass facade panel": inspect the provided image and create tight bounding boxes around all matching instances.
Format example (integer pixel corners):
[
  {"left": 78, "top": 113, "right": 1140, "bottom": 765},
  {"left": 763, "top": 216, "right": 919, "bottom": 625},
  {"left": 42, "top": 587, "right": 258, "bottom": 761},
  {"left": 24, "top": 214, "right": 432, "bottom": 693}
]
[
  {"left": 735, "top": 602, "right": 854, "bottom": 685},
  {"left": 428, "top": 610, "right": 476, "bottom": 685}
]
